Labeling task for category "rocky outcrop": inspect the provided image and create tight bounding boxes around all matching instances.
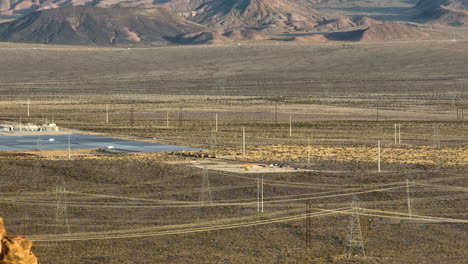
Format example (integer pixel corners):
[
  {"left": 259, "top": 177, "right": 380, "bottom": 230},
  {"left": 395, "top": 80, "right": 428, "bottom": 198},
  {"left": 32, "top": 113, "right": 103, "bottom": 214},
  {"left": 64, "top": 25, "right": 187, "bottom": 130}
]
[
  {"left": 172, "top": 29, "right": 268, "bottom": 44},
  {"left": 0, "top": 218, "right": 37, "bottom": 264},
  {"left": 326, "top": 23, "right": 429, "bottom": 42}
]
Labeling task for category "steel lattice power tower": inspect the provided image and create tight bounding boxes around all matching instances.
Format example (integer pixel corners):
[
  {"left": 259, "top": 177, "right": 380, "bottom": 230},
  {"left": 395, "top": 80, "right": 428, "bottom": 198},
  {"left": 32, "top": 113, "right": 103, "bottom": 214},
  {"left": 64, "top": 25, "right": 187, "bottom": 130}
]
[
  {"left": 199, "top": 167, "right": 213, "bottom": 206},
  {"left": 54, "top": 176, "right": 71, "bottom": 233},
  {"left": 347, "top": 193, "right": 365, "bottom": 258},
  {"left": 432, "top": 124, "right": 441, "bottom": 148},
  {"left": 210, "top": 128, "right": 217, "bottom": 148}
]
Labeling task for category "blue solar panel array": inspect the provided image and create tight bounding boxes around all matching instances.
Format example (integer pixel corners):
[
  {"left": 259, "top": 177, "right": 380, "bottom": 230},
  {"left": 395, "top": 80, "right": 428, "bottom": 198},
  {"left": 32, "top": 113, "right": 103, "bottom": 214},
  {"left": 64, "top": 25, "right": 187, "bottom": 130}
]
[{"left": 0, "top": 134, "right": 199, "bottom": 153}]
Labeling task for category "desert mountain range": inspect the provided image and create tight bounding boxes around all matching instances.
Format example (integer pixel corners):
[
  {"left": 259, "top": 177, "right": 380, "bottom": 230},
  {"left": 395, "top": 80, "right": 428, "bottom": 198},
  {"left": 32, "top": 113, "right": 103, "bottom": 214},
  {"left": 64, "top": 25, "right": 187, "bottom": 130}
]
[
  {"left": 416, "top": 0, "right": 468, "bottom": 26},
  {"left": 0, "top": 0, "right": 466, "bottom": 45},
  {"left": 0, "top": 6, "right": 204, "bottom": 45}
]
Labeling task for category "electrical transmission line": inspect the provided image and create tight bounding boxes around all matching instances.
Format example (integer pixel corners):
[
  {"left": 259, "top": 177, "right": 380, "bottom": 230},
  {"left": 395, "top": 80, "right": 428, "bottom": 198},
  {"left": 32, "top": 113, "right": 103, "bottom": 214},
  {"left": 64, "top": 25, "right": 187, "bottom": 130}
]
[
  {"left": 432, "top": 124, "right": 441, "bottom": 148},
  {"left": 210, "top": 128, "right": 217, "bottom": 148},
  {"left": 54, "top": 175, "right": 71, "bottom": 234},
  {"left": 130, "top": 104, "right": 135, "bottom": 128},
  {"left": 305, "top": 202, "right": 312, "bottom": 249},
  {"left": 346, "top": 193, "right": 365, "bottom": 258},
  {"left": 199, "top": 167, "right": 213, "bottom": 206}
]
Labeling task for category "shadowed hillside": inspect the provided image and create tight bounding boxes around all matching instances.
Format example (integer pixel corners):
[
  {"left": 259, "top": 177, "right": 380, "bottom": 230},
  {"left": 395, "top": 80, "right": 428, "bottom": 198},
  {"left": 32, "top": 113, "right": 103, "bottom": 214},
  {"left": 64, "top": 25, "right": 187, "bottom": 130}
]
[
  {"left": 171, "top": 28, "right": 268, "bottom": 44},
  {"left": 0, "top": 6, "right": 205, "bottom": 45},
  {"left": 326, "top": 23, "right": 429, "bottom": 42},
  {"left": 416, "top": 0, "right": 468, "bottom": 26}
]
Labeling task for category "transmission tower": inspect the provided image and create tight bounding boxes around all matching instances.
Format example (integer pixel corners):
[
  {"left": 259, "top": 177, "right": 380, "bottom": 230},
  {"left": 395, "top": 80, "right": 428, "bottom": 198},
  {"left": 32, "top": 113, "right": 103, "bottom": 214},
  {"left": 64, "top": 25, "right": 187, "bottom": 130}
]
[
  {"left": 21, "top": 213, "right": 29, "bottom": 234},
  {"left": 432, "top": 124, "right": 440, "bottom": 148},
  {"left": 210, "top": 128, "right": 217, "bottom": 148},
  {"left": 347, "top": 193, "right": 365, "bottom": 258},
  {"left": 178, "top": 107, "right": 183, "bottom": 127},
  {"left": 305, "top": 202, "right": 312, "bottom": 249},
  {"left": 130, "top": 104, "right": 135, "bottom": 128},
  {"left": 54, "top": 175, "right": 71, "bottom": 233},
  {"left": 274, "top": 102, "right": 278, "bottom": 123},
  {"left": 199, "top": 167, "right": 213, "bottom": 206}
]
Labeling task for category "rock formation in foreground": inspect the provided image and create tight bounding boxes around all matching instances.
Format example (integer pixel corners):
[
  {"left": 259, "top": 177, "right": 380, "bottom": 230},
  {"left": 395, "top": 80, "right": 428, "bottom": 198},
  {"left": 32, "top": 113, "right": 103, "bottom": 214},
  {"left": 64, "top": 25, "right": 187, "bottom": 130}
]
[{"left": 0, "top": 218, "right": 37, "bottom": 264}]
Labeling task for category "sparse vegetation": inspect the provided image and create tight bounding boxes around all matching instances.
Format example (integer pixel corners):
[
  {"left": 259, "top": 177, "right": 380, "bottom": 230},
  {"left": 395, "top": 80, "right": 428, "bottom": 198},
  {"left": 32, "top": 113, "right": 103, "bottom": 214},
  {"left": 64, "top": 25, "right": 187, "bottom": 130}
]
[{"left": 0, "top": 41, "right": 466, "bottom": 263}]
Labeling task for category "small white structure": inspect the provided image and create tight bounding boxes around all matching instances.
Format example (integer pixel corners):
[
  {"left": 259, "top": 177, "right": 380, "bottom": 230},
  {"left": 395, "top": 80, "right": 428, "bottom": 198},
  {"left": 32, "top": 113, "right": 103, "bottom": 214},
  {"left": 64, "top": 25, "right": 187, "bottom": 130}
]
[
  {"left": 14, "top": 123, "right": 39, "bottom": 132},
  {"left": 0, "top": 123, "right": 59, "bottom": 133},
  {"left": 0, "top": 125, "right": 14, "bottom": 132},
  {"left": 41, "top": 123, "right": 59, "bottom": 132}
]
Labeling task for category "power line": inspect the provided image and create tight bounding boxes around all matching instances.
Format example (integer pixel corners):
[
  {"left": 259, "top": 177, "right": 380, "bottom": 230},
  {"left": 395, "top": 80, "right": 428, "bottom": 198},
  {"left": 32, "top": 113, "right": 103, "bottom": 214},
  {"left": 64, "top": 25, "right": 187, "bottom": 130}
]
[
  {"left": 432, "top": 124, "right": 440, "bottom": 148},
  {"left": 305, "top": 202, "right": 312, "bottom": 249},
  {"left": 210, "top": 128, "right": 217, "bottom": 148},
  {"left": 31, "top": 208, "right": 349, "bottom": 242},
  {"left": 406, "top": 179, "right": 412, "bottom": 220},
  {"left": 54, "top": 175, "right": 70, "bottom": 234},
  {"left": 346, "top": 193, "right": 365, "bottom": 258},
  {"left": 257, "top": 176, "right": 260, "bottom": 213},
  {"left": 377, "top": 140, "right": 381, "bottom": 173},
  {"left": 199, "top": 167, "right": 213, "bottom": 206},
  {"left": 106, "top": 104, "right": 109, "bottom": 124},
  {"left": 242, "top": 127, "right": 246, "bottom": 157},
  {"left": 130, "top": 104, "right": 134, "bottom": 128}
]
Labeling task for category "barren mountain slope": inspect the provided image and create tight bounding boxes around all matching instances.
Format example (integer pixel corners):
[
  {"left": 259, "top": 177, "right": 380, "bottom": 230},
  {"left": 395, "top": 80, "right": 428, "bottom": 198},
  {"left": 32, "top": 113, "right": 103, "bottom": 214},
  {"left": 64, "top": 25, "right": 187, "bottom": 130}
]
[
  {"left": 416, "top": 0, "right": 468, "bottom": 26},
  {"left": 190, "top": 0, "right": 331, "bottom": 29},
  {"left": 0, "top": 0, "right": 210, "bottom": 21},
  {"left": 416, "top": 0, "right": 468, "bottom": 11},
  {"left": 0, "top": 6, "right": 205, "bottom": 45}
]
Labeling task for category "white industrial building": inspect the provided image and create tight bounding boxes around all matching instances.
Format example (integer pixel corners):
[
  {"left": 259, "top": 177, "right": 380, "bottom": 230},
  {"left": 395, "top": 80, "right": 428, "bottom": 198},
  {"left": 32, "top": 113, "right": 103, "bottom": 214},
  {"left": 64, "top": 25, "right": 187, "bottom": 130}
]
[{"left": 0, "top": 123, "right": 59, "bottom": 133}]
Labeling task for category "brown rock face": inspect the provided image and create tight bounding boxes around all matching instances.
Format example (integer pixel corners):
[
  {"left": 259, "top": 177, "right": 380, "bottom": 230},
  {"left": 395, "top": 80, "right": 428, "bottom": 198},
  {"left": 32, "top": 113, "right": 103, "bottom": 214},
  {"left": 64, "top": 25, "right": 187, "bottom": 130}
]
[
  {"left": 0, "top": 218, "right": 6, "bottom": 239},
  {"left": 0, "top": 218, "right": 37, "bottom": 264}
]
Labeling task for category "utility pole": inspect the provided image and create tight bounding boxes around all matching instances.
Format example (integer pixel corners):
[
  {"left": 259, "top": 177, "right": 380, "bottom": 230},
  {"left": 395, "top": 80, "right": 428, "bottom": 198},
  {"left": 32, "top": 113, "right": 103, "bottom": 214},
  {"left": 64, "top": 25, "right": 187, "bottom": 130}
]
[
  {"left": 199, "top": 167, "right": 213, "bottom": 206},
  {"left": 210, "top": 128, "right": 217, "bottom": 148},
  {"left": 347, "top": 193, "right": 365, "bottom": 258},
  {"left": 106, "top": 104, "right": 109, "bottom": 124},
  {"left": 215, "top": 113, "right": 218, "bottom": 132},
  {"left": 166, "top": 112, "right": 169, "bottom": 128},
  {"left": 433, "top": 124, "right": 440, "bottom": 148},
  {"left": 178, "top": 107, "right": 183, "bottom": 127},
  {"left": 54, "top": 175, "right": 71, "bottom": 233},
  {"left": 68, "top": 135, "right": 71, "bottom": 160},
  {"left": 406, "top": 179, "right": 412, "bottom": 220},
  {"left": 257, "top": 176, "right": 260, "bottom": 213},
  {"left": 274, "top": 102, "right": 278, "bottom": 123},
  {"left": 289, "top": 115, "right": 292, "bottom": 137},
  {"left": 21, "top": 213, "right": 29, "bottom": 234},
  {"left": 394, "top": 123, "right": 397, "bottom": 144},
  {"left": 242, "top": 127, "right": 246, "bottom": 157},
  {"left": 27, "top": 99, "right": 30, "bottom": 118},
  {"left": 457, "top": 108, "right": 464, "bottom": 119},
  {"left": 377, "top": 140, "right": 381, "bottom": 173},
  {"left": 398, "top": 123, "right": 401, "bottom": 145},
  {"left": 130, "top": 104, "right": 134, "bottom": 128},
  {"left": 261, "top": 176, "right": 264, "bottom": 213}
]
